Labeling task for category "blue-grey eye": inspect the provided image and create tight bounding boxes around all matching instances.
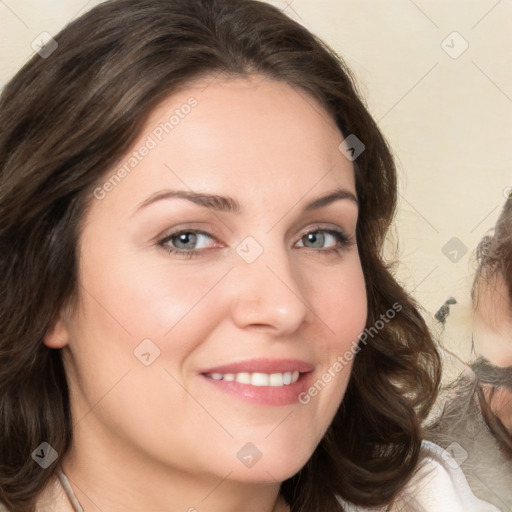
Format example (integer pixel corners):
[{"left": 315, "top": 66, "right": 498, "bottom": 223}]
[
  {"left": 298, "top": 231, "right": 339, "bottom": 249},
  {"left": 163, "top": 231, "right": 214, "bottom": 251},
  {"left": 174, "top": 232, "right": 198, "bottom": 249}
]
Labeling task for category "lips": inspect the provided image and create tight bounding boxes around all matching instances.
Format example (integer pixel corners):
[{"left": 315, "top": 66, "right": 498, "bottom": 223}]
[
  {"left": 199, "top": 358, "right": 314, "bottom": 375},
  {"left": 199, "top": 358, "right": 315, "bottom": 406}
]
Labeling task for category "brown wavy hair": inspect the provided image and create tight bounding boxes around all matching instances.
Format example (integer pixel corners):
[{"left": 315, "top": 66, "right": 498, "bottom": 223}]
[{"left": 0, "top": 1, "right": 441, "bottom": 510}]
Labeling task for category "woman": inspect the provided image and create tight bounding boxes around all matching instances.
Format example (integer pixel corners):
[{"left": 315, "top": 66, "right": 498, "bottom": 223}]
[{"left": 0, "top": 0, "right": 499, "bottom": 510}]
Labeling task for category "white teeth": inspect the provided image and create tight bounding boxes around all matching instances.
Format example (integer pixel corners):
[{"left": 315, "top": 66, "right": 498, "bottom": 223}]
[
  {"left": 269, "top": 373, "right": 284, "bottom": 386},
  {"left": 206, "top": 371, "right": 301, "bottom": 386},
  {"left": 235, "top": 372, "right": 251, "bottom": 384},
  {"left": 251, "top": 373, "right": 269, "bottom": 386}
]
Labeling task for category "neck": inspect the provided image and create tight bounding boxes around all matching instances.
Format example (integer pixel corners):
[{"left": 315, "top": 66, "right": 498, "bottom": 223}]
[{"left": 60, "top": 426, "right": 288, "bottom": 512}]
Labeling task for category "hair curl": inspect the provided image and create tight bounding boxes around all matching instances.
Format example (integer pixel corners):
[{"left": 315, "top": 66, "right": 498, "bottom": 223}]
[{"left": 0, "top": 1, "right": 441, "bottom": 510}]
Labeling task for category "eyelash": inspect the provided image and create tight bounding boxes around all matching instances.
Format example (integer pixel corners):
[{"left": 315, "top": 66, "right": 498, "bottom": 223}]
[{"left": 157, "top": 226, "right": 355, "bottom": 259}]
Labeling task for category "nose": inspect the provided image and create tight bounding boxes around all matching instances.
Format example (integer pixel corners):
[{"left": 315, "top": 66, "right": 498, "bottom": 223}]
[{"left": 228, "top": 240, "right": 311, "bottom": 335}]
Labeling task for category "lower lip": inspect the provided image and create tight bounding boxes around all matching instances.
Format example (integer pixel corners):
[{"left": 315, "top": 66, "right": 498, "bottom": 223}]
[{"left": 200, "top": 372, "right": 313, "bottom": 406}]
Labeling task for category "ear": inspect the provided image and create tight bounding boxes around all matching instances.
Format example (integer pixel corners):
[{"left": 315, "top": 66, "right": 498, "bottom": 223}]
[{"left": 43, "top": 312, "right": 71, "bottom": 349}]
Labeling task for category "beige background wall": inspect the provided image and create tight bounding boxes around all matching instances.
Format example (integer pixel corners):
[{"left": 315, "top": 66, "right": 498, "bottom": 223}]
[{"left": 1, "top": 0, "right": 511, "bottom": 375}]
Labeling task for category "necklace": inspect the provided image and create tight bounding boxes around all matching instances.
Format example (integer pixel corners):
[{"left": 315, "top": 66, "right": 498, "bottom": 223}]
[
  {"left": 57, "top": 469, "right": 290, "bottom": 512},
  {"left": 56, "top": 469, "right": 84, "bottom": 512}
]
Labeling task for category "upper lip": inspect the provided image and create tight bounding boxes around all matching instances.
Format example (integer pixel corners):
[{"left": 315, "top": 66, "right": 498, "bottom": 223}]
[{"left": 200, "top": 358, "right": 314, "bottom": 375}]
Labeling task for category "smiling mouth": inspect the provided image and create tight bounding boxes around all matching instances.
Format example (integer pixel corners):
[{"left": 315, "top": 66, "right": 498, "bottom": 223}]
[
  {"left": 203, "top": 371, "right": 301, "bottom": 387},
  {"left": 200, "top": 369, "right": 313, "bottom": 406},
  {"left": 198, "top": 358, "right": 314, "bottom": 405}
]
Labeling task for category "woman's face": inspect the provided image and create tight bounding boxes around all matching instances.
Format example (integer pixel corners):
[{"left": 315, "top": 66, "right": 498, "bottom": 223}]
[{"left": 49, "top": 74, "right": 367, "bottom": 488}]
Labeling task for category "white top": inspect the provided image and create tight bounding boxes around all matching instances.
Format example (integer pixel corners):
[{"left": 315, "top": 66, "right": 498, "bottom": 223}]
[
  {"left": 338, "top": 441, "right": 502, "bottom": 511},
  {"left": 0, "top": 441, "right": 502, "bottom": 511}
]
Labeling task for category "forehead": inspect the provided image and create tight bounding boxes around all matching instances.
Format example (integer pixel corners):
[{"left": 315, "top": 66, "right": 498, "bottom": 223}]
[
  {"left": 146, "top": 73, "right": 344, "bottom": 153},
  {"left": 92, "top": 73, "right": 356, "bottom": 217}
]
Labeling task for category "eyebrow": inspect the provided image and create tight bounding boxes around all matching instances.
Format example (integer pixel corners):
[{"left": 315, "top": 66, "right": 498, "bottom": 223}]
[{"left": 133, "top": 187, "right": 358, "bottom": 216}]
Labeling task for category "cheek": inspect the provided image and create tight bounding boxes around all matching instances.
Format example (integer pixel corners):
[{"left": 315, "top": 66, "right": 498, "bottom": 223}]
[
  {"left": 77, "top": 232, "right": 231, "bottom": 341},
  {"left": 295, "top": 254, "right": 367, "bottom": 427},
  {"left": 314, "top": 254, "right": 368, "bottom": 351},
  {"left": 66, "top": 245, "right": 235, "bottom": 422}
]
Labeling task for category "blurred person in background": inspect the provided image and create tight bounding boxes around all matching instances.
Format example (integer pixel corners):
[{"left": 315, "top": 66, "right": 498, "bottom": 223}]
[{"left": 428, "top": 192, "right": 512, "bottom": 511}]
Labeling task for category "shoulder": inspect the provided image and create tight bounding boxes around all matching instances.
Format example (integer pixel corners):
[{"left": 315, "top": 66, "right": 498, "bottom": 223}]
[
  {"left": 338, "top": 441, "right": 501, "bottom": 512},
  {"left": 404, "top": 440, "right": 501, "bottom": 511},
  {"left": 35, "top": 469, "right": 78, "bottom": 512}
]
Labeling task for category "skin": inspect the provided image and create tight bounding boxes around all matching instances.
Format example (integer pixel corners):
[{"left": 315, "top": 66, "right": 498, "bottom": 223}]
[
  {"left": 482, "top": 385, "right": 512, "bottom": 432},
  {"left": 473, "top": 275, "right": 512, "bottom": 367},
  {"left": 45, "top": 74, "right": 368, "bottom": 512}
]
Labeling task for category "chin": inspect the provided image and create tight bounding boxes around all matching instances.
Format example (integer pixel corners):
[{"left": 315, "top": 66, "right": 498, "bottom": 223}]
[{"left": 228, "top": 449, "right": 313, "bottom": 484}]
